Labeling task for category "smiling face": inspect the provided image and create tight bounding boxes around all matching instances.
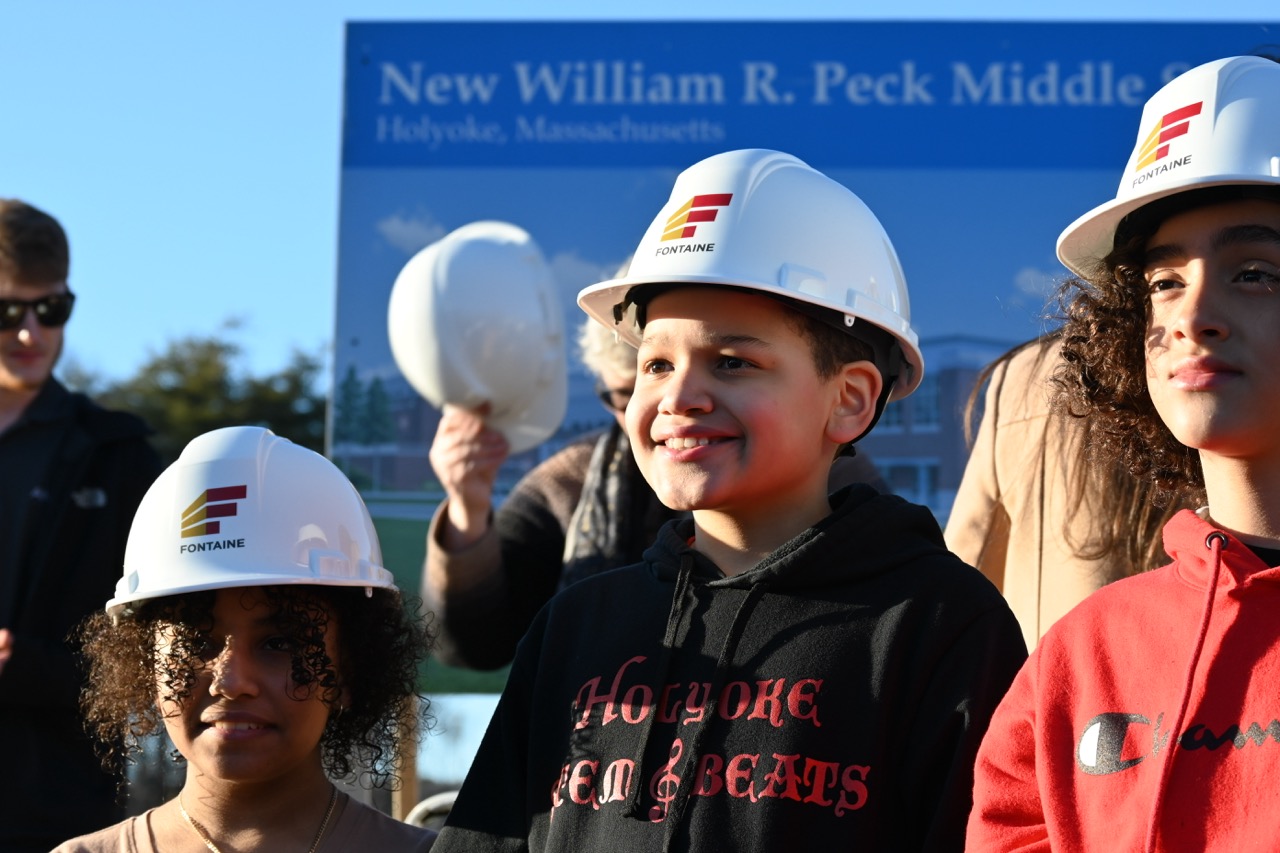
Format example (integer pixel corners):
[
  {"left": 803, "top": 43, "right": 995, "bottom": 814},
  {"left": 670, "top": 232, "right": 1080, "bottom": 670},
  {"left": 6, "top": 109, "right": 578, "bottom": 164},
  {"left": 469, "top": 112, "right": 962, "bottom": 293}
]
[
  {"left": 157, "top": 587, "right": 340, "bottom": 788},
  {"left": 627, "top": 287, "right": 874, "bottom": 537},
  {"left": 1143, "top": 198, "right": 1280, "bottom": 466}
]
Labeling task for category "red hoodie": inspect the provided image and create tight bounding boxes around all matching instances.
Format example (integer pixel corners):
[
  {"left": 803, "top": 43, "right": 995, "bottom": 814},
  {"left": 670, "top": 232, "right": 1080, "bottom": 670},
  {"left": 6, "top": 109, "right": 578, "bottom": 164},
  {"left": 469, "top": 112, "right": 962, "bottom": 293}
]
[{"left": 967, "top": 509, "right": 1280, "bottom": 852}]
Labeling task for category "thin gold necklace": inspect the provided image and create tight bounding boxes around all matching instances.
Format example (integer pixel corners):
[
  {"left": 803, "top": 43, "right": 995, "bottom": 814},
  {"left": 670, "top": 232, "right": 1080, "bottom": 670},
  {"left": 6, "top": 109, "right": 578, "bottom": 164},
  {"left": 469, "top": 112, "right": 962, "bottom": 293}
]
[{"left": 178, "top": 785, "right": 338, "bottom": 853}]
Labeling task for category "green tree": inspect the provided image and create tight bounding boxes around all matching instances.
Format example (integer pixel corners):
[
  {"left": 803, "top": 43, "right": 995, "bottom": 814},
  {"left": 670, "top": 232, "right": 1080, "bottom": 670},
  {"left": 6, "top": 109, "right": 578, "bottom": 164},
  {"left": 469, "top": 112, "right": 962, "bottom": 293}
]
[
  {"left": 242, "top": 350, "right": 327, "bottom": 451},
  {"left": 333, "top": 364, "right": 365, "bottom": 444},
  {"left": 364, "top": 376, "right": 395, "bottom": 445},
  {"left": 92, "top": 334, "right": 327, "bottom": 465}
]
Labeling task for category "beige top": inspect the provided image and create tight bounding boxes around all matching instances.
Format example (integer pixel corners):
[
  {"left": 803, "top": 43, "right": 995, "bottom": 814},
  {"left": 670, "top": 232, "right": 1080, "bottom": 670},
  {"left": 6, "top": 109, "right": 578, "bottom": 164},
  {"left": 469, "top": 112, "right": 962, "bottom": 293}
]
[
  {"left": 51, "top": 793, "right": 436, "bottom": 853},
  {"left": 944, "top": 339, "right": 1120, "bottom": 650}
]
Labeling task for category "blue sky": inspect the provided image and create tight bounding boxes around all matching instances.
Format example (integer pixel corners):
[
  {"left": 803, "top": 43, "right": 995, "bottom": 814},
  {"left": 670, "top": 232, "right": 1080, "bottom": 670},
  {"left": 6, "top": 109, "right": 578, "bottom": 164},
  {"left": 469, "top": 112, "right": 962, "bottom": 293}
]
[{"left": 2, "top": 1, "right": 1276, "bottom": 386}]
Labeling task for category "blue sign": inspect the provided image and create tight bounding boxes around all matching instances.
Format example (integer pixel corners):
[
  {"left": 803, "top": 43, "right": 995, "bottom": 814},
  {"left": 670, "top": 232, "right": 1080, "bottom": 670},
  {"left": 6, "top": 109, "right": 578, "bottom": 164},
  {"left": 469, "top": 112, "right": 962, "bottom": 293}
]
[
  {"left": 332, "top": 21, "right": 1276, "bottom": 491},
  {"left": 342, "top": 21, "right": 1276, "bottom": 169}
]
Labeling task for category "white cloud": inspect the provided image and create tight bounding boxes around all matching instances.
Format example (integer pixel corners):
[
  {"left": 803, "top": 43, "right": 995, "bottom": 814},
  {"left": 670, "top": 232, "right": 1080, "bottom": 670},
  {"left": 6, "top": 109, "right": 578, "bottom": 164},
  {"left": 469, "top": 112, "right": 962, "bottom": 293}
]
[
  {"left": 1013, "top": 266, "right": 1057, "bottom": 299},
  {"left": 548, "top": 250, "right": 619, "bottom": 299},
  {"left": 376, "top": 213, "right": 446, "bottom": 256}
]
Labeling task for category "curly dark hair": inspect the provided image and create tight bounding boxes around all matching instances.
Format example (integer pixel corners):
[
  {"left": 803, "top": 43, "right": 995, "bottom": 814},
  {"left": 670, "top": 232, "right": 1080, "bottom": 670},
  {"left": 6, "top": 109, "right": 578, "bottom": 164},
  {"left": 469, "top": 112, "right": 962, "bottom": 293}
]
[
  {"left": 1052, "top": 186, "right": 1280, "bottom": 503},
  {"left": 1053, "top": 263, "right": 1200, "bottom": 503},
  {"left": 75, "top": 584, "right": 432, "bottom": 787}
]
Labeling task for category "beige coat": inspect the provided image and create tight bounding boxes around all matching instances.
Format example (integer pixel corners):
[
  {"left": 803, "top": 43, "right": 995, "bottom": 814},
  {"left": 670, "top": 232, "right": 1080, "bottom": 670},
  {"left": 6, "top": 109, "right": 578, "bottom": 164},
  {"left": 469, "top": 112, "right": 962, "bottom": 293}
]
[{"left": 945, "top": 339, "right": 1121, "bottom": 650}]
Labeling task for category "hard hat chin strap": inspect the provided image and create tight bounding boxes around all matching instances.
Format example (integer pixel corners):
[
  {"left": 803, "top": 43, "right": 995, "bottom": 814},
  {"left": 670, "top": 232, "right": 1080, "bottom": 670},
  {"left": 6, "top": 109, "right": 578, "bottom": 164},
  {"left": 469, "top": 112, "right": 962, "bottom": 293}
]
[
  {"left": 612, "top": 282, "right": 684, "bottom": 332},
  {"left": 842, "top": 380, "right": 896, "bottom": 456}
]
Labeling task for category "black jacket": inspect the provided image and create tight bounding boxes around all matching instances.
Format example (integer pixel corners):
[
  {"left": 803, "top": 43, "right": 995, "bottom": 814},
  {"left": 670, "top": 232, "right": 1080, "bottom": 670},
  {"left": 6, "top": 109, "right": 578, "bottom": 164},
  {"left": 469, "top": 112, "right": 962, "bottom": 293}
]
[
  {"left": 426, "top": 424, "right": 892, "bottom": 671},
  {"left": 436, "top": 485, "right": 1027, "bottom": 852},
  {"left": 0, "top": 381, "right": 162, "bottom": 852}
]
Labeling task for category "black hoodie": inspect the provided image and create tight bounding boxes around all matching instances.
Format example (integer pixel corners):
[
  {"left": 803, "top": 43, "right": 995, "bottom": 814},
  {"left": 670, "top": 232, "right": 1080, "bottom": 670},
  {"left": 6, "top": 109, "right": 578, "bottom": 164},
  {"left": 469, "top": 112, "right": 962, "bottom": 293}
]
[
  {"left": 436, "top": 485, "right": 1027, "bottom": 852},
  {"left": 0, "top": 380, "right": 162, "bottom": 850}
]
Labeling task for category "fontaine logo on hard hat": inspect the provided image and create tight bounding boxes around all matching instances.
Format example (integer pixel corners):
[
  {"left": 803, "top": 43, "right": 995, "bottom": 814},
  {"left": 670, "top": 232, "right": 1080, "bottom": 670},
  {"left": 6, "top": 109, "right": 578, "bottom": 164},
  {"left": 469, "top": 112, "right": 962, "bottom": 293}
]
[
  {"left": 661, "top": 193, "right": 733, "bottom": 241},
  {"left": 181, "top": 485, "right": 247, "bottom": 539},
  {"left": 1133, "top": 101, "right": 1203, "bottom": 173},
  {"left": 1059, "top": 57, "right": 1280, "bottom": 277}
]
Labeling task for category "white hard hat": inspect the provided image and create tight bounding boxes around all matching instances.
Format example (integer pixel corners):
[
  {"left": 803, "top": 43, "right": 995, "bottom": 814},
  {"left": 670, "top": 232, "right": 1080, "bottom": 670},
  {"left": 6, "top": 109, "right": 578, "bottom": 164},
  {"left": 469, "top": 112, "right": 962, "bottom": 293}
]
[
  {"left": 1058, "top": 55, "right": 1280, "bottom": 276},
  {"left": 577, "top": 149, "right": 922, "bottom": 400},
  {"left": 107, "top": 426, "right": 394, "bottom": 618},
  {"left": 388, "top": 221, "right": 567, "bottom": 454}
]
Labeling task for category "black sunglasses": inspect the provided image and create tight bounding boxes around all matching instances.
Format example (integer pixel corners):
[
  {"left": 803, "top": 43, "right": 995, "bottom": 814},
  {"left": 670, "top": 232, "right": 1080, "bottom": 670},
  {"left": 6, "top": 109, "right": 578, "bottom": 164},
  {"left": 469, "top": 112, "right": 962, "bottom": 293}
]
[
  {"left": 594, "top": 380, "right": 633, "bottom": 413},
  {"left": 0, "top": 292, "right": 76, "bottom": 331}
]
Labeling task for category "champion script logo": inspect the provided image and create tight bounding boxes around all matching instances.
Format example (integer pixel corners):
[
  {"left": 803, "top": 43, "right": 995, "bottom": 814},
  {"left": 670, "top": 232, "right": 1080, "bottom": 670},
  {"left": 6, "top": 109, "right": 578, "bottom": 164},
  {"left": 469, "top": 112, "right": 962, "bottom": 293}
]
[
  {"left": 181, "top": 485, "right": 247, "bottom": 538},
  {"left": 661, "top": 193, "right": 733, "bottom": 241},
  {"left": 1134, "top": 101, "right": 1203, "bottom": 170},
  {"left": 1077, "top": 711, "right": 1280, "bottom": 776}
]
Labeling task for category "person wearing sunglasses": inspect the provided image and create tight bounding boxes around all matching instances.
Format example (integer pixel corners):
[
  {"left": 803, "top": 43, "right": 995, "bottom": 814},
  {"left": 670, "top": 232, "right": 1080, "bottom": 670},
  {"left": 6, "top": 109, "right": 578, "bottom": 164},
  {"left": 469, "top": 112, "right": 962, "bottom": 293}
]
[{"left": 0, "top": 198, "right": 163, "bottom": 852}]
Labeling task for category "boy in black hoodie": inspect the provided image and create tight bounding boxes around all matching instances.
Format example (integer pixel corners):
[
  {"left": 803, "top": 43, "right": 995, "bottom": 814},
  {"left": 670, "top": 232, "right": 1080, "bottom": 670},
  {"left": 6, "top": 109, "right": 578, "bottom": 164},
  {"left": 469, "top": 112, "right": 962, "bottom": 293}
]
[{"left": 433, "top": 149, "right": 1026, "bottom": 852}]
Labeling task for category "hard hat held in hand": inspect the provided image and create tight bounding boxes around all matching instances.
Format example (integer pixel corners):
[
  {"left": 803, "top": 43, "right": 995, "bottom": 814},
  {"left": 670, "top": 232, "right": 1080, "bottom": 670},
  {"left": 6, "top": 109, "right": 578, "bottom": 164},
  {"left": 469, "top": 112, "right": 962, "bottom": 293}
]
[
  {"left": 108, "top": 426, "right": 395, "bottom": 618},
  {"left": 1058, "top": 55, "right": 1280, "bottom": 276},
  {"left": 576, "top": 149, "right": 922, "bottom": 400},
  {"left": 388, "top": 221, "right": 568, "bottom": 454}
]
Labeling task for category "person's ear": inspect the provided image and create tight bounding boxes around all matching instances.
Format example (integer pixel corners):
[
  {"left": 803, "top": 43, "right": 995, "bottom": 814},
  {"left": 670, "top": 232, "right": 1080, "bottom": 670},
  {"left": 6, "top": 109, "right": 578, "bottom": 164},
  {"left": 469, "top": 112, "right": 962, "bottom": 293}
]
[{"left": 826, "top": 361, "right": 883, "bottom": 446}]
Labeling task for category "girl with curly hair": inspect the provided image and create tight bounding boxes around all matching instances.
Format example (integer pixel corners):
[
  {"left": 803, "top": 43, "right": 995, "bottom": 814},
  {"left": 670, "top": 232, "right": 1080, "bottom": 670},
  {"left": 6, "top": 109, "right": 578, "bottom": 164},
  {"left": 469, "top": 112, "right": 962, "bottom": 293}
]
[
  {"left": 54, "top": 426, "right": 436, "bottom": 852},
  {"left": 968, "top": 55, "right": 1280, "bottom": 852}
]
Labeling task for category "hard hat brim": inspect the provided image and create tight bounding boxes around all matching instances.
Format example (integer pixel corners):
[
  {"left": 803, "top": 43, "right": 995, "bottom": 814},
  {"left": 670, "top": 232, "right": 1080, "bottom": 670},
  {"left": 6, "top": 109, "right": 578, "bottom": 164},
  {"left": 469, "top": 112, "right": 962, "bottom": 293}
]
[
  {"left": 106, "top": 569, "right": 396, "bottom": 618},
  {"left": 1056, "top": 175, "right": 1280, "bottom": 278},
  {"left": 578, "top": 273, "right": 924, "bottom": 400}
]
